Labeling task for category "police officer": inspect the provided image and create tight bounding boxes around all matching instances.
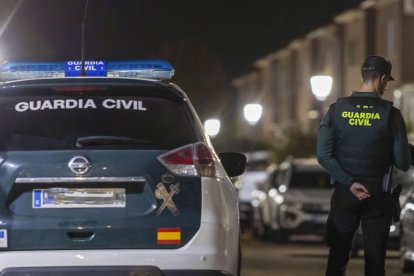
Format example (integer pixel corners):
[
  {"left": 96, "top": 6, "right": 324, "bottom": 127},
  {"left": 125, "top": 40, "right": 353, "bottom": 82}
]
[{"left": 317, "top": 55, "right": 411, "bottom": 276}]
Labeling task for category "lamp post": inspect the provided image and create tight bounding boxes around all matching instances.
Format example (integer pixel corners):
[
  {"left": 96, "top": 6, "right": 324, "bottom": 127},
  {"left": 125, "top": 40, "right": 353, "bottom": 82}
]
[
  {"left": 204, "top": 119, "right": 221, "bottom": 138},
  {"left": 310, "top": 75, "right": 333, "bottom": 132},
  {"left": 243, "top": 103, "right": 263, "bottom": 125},
  {"left": 310, "top": 75, "right": 333, "bottom": 101},
  {"left": 243, "top": 103, "right": 263, "bottom": 152}
]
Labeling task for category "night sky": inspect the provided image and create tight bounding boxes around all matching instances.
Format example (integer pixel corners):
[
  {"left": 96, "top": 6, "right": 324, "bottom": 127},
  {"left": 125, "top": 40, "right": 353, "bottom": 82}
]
[
  {"left": 0, "top": 0, "right": 363, "bottom": 80},
  {"left": 0, "top": 0, "right": 365, "bottom": 150}
]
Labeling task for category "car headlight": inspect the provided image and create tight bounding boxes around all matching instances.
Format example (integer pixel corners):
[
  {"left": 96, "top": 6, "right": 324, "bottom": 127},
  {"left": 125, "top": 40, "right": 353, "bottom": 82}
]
[
  {"left": 274, "top": 194, "right": 284, "bottom": 204},
  {"left": 252, "top": 190, "right": 266, "bottom": 201},
  {"left": 268, "top": 188, "right": 277, "bottom": 198},
  {"left": 252, "top": 199, "right": 260, "bottom": 208},
  {"left": 278, "top": 184, "right": 287, "bottom": 193}
]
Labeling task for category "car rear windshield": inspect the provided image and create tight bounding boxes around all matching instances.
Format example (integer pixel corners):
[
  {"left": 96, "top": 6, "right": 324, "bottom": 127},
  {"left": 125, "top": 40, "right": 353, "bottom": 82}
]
[
  {"left": 290, "top": 171, "right": 331, "bottom": 189},
  {"left": 0, "top": 87, "right": 198, "bottom": 151}
]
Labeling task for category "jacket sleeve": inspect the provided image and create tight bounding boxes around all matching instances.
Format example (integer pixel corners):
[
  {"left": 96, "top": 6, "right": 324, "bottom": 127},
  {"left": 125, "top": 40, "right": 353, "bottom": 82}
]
[{"left": 317, "top": 110, "right": 354, "bottom": 187}]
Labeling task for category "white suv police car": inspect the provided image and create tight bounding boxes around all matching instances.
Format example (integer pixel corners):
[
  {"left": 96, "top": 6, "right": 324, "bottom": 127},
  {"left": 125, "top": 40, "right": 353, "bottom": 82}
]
[{"left": 0, "top": 60, "right": 245, "bottom": 276}]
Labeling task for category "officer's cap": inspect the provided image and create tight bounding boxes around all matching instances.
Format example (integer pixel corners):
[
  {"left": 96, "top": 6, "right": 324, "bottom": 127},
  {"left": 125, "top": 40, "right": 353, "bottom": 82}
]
[{"left": 361, "top": 55, "right": 395, "bottom": 81}]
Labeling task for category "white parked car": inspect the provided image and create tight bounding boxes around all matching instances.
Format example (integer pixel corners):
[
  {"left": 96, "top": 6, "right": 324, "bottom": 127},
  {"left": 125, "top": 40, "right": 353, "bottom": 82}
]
[
  {"left": 251, "top": 164, "right": 279, "bottom": 240},
  {"left": 237, "top": 151, "right": 269, "bottom": 228},
  {"left": 266, "top": 157, "right": 332, "bottom": 242}
]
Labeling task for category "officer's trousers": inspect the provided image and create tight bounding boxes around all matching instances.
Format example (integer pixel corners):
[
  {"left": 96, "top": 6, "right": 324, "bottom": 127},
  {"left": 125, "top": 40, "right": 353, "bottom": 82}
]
[{"left": 325, "top": 184, "right": 393, "bottom": 276}]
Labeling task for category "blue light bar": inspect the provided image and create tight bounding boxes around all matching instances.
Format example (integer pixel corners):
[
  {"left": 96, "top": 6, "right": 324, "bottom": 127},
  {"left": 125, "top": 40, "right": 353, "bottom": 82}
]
[
  {"left": 0, "top": 60, "right": 175, "bottom": 81},
  {"left": 107, "top": 60, "right": 175, "bottom": 80},
  {"left": 0, "top": 61, "right": 66, "bottom": 81}
]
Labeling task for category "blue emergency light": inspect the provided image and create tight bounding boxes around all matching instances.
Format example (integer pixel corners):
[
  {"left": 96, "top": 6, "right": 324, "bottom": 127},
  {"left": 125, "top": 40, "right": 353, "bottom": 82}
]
[{"left": 0, "top": 60, "right": 175, "bottom": 81}]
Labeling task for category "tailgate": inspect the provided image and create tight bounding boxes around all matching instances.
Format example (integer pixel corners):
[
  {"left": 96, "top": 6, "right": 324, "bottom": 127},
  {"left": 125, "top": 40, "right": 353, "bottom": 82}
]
[{"left": 0, "top": 150, "right": 201, "bottom": 250}]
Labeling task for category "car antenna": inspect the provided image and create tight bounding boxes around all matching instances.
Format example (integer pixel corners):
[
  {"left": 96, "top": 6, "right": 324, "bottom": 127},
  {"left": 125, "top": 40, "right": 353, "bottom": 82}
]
[{"left": 80, "top": 0, "right": 89, "bottom": 76}]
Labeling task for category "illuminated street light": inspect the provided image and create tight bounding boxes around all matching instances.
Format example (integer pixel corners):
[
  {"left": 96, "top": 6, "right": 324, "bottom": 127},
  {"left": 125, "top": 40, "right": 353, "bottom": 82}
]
[
  {"left": 310, "top": 75, "right": 333, "bottom": 101},
  {"left": 307, "top": 110, "right": 319, "bottom": 120},
  {"left": 243, "top": 103, "right": 263, "bottom": 125},
  {"left": 394, "top": 89, "right": 402, "bottom": 108},
  {"left": 204, "top": 119, "right": 221, "bottom": 137}
]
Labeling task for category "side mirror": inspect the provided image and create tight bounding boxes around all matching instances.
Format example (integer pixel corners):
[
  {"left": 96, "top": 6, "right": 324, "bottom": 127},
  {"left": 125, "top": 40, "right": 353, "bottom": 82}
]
[{"left": 218, "top": 152, "right": 246, "bottom": 178}]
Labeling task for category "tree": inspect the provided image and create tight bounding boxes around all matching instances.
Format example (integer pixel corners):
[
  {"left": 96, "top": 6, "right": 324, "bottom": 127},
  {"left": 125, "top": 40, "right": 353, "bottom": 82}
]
[
  {"left": 158, "top": 37, "right": 240, "bottom": 152},
  {"left": 268, "top": 126, "right": 318, "bottom": 163},
  {"left": 158, "top": 37, "right": 229, "bottom": 121}
]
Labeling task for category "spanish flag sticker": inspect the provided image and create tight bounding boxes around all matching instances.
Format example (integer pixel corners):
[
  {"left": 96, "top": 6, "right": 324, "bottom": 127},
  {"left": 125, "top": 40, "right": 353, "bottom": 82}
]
[{"left": 157, "top": 227, "right": 181, "bottom": 245}]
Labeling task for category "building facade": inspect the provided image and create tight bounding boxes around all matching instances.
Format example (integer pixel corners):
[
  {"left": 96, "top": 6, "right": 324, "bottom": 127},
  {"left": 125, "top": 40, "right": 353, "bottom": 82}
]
[{"left": 233, "top": 0, "right": 414, "bottom": 150}]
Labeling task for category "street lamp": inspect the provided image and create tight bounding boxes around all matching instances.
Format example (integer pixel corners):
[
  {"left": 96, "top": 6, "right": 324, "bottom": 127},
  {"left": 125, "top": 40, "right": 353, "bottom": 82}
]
[
  {"left": 204, "top": 119, "right": 221, "bottom": 138},
  {"left": 310, "top": 75, "right": 333, "bottom": 101},
  {"left": 243, "top": 103, "right": 263, "bottom": 125},
  {"left": 243, "top": 103, "right": 263, "bottom": 152},
  {"left": 309, "top": 75, "right": 333, "bottom": 132}
]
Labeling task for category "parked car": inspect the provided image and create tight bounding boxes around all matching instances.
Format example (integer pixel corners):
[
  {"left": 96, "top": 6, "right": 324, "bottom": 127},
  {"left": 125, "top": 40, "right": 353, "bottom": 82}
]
[
  {"left": 266, "top": 157, "right": 332, "bottom": 242},
  {"left": 397, "top": 168, "right": 414, "bottom": 272},
  {"left": 352, "top": 166, "right": 414, "bottom": 258},
  {"left": 0, "top": 60, "right": 246, "bottom": 276},
  {"left": 237, "top": 151, "right": 269, "bottom": 229},
  {"left": 251, "top": 163, "right": 278, "bottom": 240}
]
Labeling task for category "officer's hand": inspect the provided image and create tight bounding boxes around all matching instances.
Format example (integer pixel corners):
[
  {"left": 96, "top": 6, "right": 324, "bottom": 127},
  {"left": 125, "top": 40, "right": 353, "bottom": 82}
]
[{"left": 350, "top": 182, "right": 371, "bottom": 201}]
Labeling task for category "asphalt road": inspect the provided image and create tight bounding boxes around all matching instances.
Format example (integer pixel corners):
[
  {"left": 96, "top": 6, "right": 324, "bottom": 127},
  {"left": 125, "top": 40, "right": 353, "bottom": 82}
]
[{"left": 240, "top": 231, "right": 412, "bottom": 276}]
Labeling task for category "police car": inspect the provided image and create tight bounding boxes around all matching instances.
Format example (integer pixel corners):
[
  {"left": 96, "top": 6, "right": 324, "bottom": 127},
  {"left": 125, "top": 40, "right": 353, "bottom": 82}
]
[{"left": 0, "top": 60, "right": 246, "bottom": 276}]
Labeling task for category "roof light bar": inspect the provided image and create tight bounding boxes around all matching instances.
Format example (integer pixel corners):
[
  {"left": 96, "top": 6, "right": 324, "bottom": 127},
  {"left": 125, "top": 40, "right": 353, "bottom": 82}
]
[
  {"left": 0, "top": 60, "right": 175, "bottom": 81},
  {"left": 107, "top": 60, "right": 175, "bottom": 80},
  {"left": 0, "top": 62, "right": 66, "bottom": 81}
]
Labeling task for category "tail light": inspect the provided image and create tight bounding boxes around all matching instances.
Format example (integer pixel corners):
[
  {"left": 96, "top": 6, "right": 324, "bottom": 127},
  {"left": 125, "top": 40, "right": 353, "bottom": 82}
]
[{"left": 157, "top": 142, "right": 226, "bottom": 178}]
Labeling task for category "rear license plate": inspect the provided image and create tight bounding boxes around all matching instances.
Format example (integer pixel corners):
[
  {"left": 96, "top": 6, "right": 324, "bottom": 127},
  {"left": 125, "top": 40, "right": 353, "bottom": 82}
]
[
  {"left": 311, "top": 214, "right": 327, "bottom": 224},
  {"left": 32, "top": 188, "right": 126, "bottom": 208}
]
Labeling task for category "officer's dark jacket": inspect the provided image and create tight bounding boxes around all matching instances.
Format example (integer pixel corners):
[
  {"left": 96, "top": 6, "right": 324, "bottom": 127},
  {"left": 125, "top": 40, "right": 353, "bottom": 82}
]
[{"left": 329, "top": 96, "right": 393, "bottom": 179}]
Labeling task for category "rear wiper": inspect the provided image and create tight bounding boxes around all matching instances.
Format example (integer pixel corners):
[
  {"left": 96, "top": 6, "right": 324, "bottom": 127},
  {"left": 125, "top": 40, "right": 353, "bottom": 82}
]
[{"left": 76, "top": 136, "right": 150, "bottom": 147}]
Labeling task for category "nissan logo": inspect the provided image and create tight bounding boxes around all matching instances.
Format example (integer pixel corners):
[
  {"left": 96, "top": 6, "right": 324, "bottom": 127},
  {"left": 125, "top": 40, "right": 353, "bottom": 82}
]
[{"left": 68, "top": 156, "right": 92, "bottom": 175}]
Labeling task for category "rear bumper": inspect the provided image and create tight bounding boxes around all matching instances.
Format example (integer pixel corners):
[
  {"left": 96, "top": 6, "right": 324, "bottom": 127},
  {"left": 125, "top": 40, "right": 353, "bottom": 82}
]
[
  {"left": 0, "top": 222, "right": 239, "bottom": 276},
  {"left": 0, "top": 266, "right": 232, "bottom": 276}
]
